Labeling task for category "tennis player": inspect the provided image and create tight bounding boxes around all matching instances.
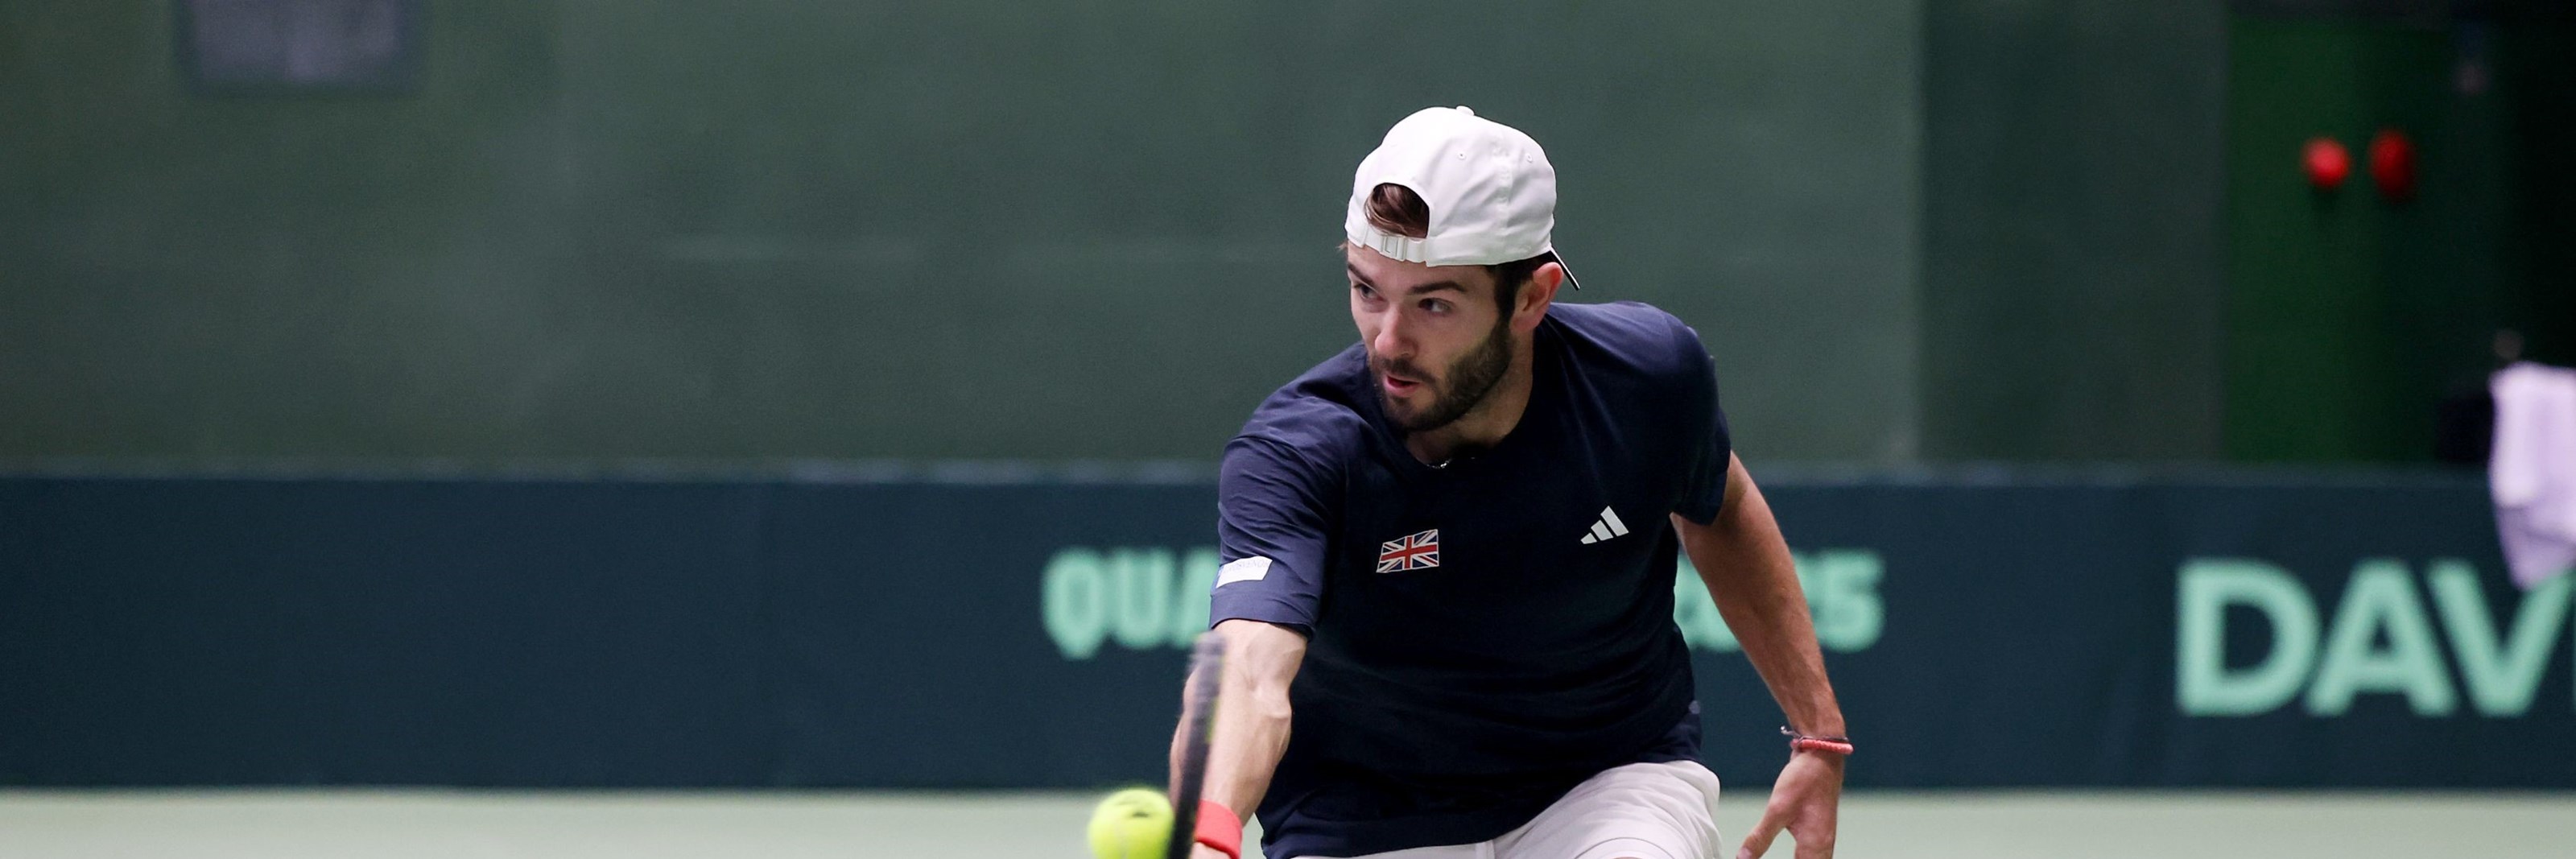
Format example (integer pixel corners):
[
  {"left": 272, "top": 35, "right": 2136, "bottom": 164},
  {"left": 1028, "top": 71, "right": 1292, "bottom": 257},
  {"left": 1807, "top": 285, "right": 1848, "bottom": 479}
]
[{"left": 1171, "top": 106, "right": 1849, "bottom": 859}]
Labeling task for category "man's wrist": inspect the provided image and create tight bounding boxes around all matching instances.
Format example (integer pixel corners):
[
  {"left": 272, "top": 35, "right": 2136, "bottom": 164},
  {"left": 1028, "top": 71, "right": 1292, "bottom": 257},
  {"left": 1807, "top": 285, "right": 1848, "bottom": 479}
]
[
  {"left": 1192, "top": 799, "right": 1244, "bottom": 859},
  {"left": 1792, "top": 714, "right": 1847, "bottom": 735},
  {"left": 1781, "top": 725, "right": 1854, "bottom": 758}
]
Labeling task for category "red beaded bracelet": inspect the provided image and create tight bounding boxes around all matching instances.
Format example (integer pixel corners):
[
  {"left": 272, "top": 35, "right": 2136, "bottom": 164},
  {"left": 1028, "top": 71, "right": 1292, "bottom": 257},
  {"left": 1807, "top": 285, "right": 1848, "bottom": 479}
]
[{"left": 1781, "top": 726, "right": 1855, "bottom": 756}]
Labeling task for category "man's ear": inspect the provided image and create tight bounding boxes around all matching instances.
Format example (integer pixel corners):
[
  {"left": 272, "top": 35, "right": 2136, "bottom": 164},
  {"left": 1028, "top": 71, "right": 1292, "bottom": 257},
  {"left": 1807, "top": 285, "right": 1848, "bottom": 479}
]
[{"left": 1513, "top": 262, "right": 1566, "bottom": 332}]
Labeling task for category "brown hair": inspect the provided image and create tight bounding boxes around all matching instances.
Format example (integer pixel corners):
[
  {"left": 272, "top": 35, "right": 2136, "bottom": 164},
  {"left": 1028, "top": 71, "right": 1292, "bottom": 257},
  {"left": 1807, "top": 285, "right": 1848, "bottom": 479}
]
[{"left": 1362, "top": 183, "right": 1549, "bottom": 311}]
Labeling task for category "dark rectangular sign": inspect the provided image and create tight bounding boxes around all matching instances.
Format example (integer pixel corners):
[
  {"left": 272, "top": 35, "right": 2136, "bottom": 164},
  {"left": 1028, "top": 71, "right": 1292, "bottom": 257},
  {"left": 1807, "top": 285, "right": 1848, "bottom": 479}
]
[
  {"left": 1, "top": 472, "right": 2566, "bottom": 788},
  {"left": 180, "top": 0, "right": 422, "bottom": 93}
]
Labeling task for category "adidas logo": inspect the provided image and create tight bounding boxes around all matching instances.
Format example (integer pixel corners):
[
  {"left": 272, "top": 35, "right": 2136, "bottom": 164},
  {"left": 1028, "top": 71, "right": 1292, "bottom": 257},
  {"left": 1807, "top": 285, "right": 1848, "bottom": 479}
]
[{"left": 1578, "top": 506, "right": 1630, "bottom": 544}]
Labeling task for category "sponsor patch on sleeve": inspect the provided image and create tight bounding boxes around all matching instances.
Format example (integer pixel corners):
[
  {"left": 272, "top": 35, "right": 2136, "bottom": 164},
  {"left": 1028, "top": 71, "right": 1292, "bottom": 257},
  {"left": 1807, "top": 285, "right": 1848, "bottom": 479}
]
[{"left": 1216, "top": 555, "right": 1274, "bottom": 588}]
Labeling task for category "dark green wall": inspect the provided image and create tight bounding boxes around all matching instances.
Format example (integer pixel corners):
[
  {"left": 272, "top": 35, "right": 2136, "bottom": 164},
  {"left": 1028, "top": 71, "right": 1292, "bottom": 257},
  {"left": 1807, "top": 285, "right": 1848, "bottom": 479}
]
[
  {"left": 2, "top": 2, "right": 568, "bottom": 458},
  {"left": 1919, "top": 1, "right": 2231, "bottom": 461},
  {"left": 2502, "top": 16, "right": 2576, "bottom": 370},
  {"left": 2221, "top": 12, "right": 2570, "bottom": 462},
  {"left": 2223, "top": 17, "right": 2496, "bottom": 462},
  {"left": 2, "top": 1, "right": 1922, "bottom": 462},
  {"left": 18, "top": 3, "right": 2550, "bottom": 466}
]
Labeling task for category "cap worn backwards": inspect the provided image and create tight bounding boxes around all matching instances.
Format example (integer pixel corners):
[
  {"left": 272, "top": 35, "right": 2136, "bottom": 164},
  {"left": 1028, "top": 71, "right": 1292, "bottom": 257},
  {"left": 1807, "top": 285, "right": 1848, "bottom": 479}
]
[{"left": 1345, "top": 106, "right": 1579, "bottom": 288}]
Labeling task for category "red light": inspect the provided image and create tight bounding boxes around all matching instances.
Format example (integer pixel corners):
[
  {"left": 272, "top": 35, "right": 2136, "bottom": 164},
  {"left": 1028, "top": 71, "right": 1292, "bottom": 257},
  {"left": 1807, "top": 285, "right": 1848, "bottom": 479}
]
[
  {"left": 2368, "top": 129, "right": 2417, "bottom": 202},
  {"left": 2304, "top": 137, "right": 2351, "bottom": 191}
]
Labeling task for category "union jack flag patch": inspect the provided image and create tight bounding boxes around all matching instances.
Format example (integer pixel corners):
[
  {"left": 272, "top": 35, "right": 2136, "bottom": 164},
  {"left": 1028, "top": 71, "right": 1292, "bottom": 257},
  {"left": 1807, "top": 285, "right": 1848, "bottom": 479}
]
[{"left": 1376, "top": 528, "right": 1440, "bottom": 573}]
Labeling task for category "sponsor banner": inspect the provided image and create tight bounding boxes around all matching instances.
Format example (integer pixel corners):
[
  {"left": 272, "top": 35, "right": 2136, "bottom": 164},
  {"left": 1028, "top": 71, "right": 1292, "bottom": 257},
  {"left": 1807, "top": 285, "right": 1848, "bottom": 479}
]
[{"left": 0, "top": 473, "right": 2566, "bottom": 788}]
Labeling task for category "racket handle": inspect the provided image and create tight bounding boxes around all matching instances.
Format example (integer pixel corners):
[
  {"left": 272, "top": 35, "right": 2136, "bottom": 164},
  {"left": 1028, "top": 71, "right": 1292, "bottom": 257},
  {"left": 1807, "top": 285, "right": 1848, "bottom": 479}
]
[{"left": 1166, "top": 634, "right": 1228, "bottom": 859}]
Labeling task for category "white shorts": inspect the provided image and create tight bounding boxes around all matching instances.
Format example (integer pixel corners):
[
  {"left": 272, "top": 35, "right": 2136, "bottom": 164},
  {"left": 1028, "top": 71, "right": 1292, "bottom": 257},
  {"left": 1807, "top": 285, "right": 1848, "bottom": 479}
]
[{"left": 1293, "top": 760, "right": 1724, "bottom": 859}]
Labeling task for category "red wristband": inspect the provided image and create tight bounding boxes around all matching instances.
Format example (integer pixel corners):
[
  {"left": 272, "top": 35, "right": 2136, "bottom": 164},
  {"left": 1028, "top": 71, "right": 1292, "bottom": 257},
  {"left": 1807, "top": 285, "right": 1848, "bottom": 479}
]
[
  {"left": 1192, "top": 799, "right": 1243, "bottom": 859},
  {"left": 1790, "top": 737, "right": 1855, "bottom": 756},
  {"left": 1781, "top": 725, "right": 1854, "bottom": 757}
]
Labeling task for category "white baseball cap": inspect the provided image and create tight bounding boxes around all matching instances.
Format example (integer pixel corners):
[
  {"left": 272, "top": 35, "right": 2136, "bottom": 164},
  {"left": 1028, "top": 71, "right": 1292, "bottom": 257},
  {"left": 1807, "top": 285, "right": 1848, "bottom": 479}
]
[{"left": 1345, "top": 105, "right": 1579, "bottom": 289}]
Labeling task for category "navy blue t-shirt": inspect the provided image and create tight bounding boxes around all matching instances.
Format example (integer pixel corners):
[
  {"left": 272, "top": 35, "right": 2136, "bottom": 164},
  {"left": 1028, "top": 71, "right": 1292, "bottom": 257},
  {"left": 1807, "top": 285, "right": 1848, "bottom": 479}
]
[{"left": 1210, "top": 301, "right": 1734, "bottom": 858}]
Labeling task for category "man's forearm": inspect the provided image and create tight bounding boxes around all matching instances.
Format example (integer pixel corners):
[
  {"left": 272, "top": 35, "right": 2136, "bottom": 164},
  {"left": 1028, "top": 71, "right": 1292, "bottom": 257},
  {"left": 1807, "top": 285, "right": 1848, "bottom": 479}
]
[
  {"left": 1172, "top": 619, "right": 1304, "bottom": 817},
  {"left": 1676, "top": 459, "right": 1846, "bottom": 737}
]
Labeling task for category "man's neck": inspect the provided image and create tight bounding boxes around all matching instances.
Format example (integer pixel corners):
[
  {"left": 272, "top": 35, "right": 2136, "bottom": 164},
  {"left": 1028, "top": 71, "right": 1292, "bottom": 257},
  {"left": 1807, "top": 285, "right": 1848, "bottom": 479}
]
[{"left": 1403, "top": 340, "right": 1537, "bottom": 465}]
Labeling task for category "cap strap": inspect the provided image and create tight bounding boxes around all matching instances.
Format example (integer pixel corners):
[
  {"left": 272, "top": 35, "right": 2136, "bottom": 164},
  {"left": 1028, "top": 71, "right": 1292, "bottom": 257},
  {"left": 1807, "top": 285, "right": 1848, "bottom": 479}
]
[{"left": 1352, "top": 229, "right": 1430, "bottom": 265}]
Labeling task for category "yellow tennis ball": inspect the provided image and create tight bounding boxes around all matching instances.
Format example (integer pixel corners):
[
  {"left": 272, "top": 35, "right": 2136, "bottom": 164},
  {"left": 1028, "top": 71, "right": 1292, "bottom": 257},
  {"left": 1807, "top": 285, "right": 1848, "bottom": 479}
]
[{"left": 1088, "top": 787, "right": 1174, "bottom": 859}]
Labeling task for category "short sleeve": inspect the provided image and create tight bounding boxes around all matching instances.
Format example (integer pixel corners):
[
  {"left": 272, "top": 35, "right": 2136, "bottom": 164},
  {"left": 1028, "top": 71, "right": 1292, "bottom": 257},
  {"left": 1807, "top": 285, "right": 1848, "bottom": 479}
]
[
  {"left": 1211, "top": 436, "right": 1335, "bottom": 636},
  {"left": 1670, "top": 321, "right": 1734, "bottom": 524}
]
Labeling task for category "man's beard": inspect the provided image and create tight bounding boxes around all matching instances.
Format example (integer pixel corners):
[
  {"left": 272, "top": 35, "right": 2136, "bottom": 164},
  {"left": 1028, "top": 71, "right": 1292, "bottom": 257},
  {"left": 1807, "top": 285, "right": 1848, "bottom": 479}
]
[{"left": 1373, "top": 320, "right": 1515, "bottom": 433}]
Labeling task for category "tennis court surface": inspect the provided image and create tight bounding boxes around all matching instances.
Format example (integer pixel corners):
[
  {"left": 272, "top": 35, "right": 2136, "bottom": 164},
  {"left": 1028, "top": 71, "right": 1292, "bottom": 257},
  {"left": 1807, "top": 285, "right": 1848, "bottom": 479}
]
[{"left": 4, "top": 788, "right": 2570, "bottom": 858}]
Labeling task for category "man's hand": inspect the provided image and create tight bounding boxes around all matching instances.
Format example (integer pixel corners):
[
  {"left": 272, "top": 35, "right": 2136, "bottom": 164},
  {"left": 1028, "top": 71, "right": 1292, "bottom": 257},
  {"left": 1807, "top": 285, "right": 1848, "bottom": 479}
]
[
  {"left": 1736, "top": 751, "right": 1843, "bottom": 859},
  {"left": 1674, "top": 457, "right": 1849, "bottom": 859},
  {"left": 1171, "top": 620, "right": 1300, "bottom": 859}
]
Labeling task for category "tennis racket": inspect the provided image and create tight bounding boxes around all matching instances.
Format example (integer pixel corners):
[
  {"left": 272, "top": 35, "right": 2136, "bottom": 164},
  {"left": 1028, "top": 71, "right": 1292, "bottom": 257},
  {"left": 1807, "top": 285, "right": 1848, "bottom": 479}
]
[{"left": 1166, "top": 633, "right": 1227, "bottom": 859}]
